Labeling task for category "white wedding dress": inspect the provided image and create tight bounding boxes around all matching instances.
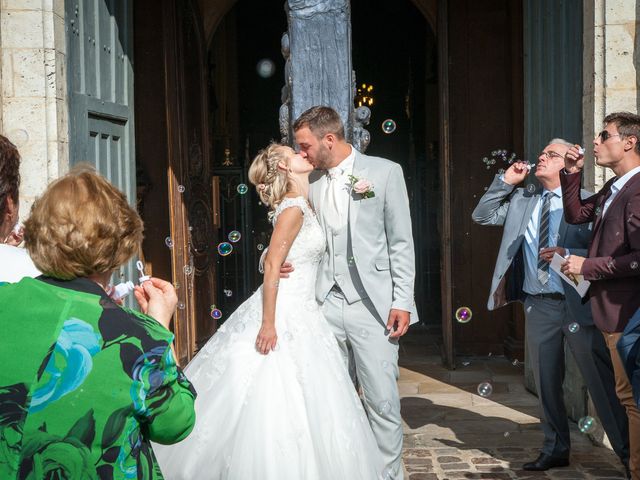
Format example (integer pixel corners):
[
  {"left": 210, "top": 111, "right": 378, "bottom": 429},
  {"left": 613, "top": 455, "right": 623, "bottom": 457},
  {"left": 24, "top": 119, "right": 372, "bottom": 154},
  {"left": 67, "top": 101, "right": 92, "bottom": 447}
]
[{"left": 154, "top": 197, "right": 384, "bottom": 479}]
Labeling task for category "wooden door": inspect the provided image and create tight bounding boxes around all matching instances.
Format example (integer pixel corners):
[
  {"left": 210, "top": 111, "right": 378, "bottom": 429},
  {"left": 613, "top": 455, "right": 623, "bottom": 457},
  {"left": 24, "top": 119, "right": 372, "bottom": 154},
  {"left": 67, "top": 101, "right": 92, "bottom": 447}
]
[
  {"left": 66, "top": 0, "right": 137, "bottom": 285},
  {"left": 442, "top": 0, "right": 525, "bottom": 359},
  {"left": 163, "top": 0, "right": 217, "bottom": 363},
  {"left": 134, "top": 0, "right": 215, "bottom": 364}
]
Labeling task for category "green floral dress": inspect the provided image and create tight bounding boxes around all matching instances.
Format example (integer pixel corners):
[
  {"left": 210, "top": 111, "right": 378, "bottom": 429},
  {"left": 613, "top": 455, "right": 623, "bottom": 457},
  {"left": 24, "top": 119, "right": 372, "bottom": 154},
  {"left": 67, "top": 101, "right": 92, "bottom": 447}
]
[{"left": 0, "top": 276, "right": 197, "bottom": 479}]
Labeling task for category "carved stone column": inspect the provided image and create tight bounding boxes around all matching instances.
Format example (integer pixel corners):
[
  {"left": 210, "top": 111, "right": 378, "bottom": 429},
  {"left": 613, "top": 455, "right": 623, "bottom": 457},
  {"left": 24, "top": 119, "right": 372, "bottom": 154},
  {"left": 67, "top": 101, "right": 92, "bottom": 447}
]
[{"left": 280, "top": 0, "right": 370, "bottom": 151}]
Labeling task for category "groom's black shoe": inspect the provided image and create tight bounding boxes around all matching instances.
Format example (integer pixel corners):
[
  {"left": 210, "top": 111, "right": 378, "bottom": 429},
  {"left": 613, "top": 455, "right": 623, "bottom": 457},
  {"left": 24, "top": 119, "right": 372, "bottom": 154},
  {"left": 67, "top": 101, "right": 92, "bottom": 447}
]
[{"left": 522, "top": 453, "right": 570, "bottom": 471}]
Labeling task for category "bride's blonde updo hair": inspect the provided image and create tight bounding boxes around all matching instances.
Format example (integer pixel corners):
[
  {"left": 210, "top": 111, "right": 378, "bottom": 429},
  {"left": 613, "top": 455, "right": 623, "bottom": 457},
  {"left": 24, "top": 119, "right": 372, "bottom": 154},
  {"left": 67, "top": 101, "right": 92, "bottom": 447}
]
[{"left": 248, "top": 143, "right": 292, "bottom": 216}]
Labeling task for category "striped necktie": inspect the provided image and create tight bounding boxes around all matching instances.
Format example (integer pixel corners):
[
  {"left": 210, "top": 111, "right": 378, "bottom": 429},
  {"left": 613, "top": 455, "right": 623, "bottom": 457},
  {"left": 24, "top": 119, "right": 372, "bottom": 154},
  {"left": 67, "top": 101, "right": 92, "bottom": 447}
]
[{"left": 537, "top": 192, "right": 553, "bottom": 284}]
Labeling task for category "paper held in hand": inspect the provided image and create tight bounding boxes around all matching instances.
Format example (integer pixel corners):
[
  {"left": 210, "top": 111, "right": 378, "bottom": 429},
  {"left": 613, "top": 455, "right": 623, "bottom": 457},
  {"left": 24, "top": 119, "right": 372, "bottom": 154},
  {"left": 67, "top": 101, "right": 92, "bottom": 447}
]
[{"left": 550, "top": 253, "right": 590, "bottom": 297}]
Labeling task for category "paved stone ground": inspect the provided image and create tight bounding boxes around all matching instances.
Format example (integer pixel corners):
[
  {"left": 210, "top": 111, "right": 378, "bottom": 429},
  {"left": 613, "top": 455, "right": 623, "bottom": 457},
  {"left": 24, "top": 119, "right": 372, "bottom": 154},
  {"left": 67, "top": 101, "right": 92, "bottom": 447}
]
[{"left": 399, "top": 326, "right": 627, "bottom": 480}]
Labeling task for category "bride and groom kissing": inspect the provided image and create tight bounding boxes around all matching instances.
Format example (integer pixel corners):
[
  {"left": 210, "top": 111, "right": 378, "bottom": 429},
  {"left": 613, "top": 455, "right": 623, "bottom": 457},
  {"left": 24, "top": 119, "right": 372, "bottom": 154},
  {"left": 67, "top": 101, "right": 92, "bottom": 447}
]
[{"left": 154, "top": 106, "right": 417, "bottom": 479}]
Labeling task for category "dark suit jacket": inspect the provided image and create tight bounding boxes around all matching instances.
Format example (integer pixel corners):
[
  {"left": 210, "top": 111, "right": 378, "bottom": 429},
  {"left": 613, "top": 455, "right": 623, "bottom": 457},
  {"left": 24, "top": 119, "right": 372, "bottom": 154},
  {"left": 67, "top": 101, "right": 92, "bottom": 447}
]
[
  {"left": 560, "top": 170, "right": 640, "bottom": 332},
  {"left": 618, "top": 307, "right": 640, "bottom": 407}
]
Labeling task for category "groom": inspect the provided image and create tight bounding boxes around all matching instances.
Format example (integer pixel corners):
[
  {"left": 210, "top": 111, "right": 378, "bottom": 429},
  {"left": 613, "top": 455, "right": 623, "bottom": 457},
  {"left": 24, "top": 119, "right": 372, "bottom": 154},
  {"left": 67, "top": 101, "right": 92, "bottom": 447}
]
[{"left": 290, "top": 106, "right": 417, "bottom": 478}]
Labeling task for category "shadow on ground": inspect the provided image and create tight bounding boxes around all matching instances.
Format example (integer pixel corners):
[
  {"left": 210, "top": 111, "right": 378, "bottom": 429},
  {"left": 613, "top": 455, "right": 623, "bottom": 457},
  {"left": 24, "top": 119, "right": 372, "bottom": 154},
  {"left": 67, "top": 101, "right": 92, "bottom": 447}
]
[{"left": 397, "top": 325, "right": 626, "bottom": 479}]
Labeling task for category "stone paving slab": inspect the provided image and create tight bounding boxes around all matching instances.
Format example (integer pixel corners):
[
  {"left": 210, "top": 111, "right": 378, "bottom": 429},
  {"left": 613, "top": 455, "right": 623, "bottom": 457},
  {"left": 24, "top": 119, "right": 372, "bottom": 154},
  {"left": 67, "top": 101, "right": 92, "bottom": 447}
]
[{"left": 399, "top": 329, "right": 626, "bottom": 480}]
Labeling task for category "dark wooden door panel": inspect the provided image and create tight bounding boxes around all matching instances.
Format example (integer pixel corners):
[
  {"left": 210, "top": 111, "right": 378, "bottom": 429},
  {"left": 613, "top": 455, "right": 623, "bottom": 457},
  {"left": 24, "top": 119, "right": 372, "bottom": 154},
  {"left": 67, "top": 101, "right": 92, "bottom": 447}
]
[
  {"left": 446, "top": 0, "right": 524, "bottom": 357},
  {"left": 134, "top": 0, "right": 215, "bottom": 364}
]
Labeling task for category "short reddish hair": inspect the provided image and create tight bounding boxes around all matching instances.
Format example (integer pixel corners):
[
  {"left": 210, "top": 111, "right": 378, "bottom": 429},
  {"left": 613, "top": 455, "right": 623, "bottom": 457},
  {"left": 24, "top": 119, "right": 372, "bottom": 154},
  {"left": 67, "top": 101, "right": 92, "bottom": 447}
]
[{"left": 24, "top": 166, "right": 143, "bottom": 279}]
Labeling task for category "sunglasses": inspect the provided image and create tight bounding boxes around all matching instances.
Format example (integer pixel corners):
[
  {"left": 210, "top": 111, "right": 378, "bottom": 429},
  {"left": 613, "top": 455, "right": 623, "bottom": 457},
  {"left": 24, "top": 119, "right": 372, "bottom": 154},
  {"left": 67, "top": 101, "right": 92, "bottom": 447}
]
[{"left": 598, "top": 130, "right": 622, "bottom": 142}]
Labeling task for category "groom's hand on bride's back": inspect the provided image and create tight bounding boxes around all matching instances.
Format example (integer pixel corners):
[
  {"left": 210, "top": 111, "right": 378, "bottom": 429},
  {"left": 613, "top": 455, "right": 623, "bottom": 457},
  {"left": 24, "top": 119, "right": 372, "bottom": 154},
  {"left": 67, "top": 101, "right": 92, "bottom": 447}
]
[
  {"left": 386, "top": 309, "right": 410, "bottom": 338},
  {"left": 279, "top": 262, "right": 294, "bottom": 278}
]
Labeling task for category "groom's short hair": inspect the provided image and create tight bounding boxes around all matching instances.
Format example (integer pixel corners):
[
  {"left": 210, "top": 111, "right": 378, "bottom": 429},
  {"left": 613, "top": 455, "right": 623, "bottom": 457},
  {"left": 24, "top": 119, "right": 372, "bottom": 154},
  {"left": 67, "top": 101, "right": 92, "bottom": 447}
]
[{"left": 293, "top": 106, "right": 345, "bottom": 140}]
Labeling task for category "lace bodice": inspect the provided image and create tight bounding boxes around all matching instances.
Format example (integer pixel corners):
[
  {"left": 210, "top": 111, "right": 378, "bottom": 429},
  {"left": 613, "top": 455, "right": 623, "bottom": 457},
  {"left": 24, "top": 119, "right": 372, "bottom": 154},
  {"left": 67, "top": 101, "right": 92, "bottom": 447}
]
[{"left": 271, "top": 197, "right": 325, "bottom": 297}]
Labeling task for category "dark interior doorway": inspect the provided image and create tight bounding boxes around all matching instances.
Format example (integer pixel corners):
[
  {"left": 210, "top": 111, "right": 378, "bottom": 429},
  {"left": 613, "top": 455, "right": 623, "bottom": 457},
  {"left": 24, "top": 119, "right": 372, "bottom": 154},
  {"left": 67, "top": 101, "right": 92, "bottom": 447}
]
[
  {"left": 207, "top": 0, "right": 441, "bottom": 330},
  {"left": 207, "top": 1, "right": 287, "bottom": 322},
  {"left": 351, "top": 0, "right": 441, "bottom": 329}
]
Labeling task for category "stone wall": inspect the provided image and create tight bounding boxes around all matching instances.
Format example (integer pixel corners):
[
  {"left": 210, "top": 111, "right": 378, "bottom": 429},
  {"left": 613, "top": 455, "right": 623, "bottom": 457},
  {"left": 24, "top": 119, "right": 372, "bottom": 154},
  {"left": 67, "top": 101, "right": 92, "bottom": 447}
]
[
  {"left": 583, "top": 0, "right": 639, "bottom": 191},
  {"left": 0, "top": 0, "right": 68, "bottom": 217}
]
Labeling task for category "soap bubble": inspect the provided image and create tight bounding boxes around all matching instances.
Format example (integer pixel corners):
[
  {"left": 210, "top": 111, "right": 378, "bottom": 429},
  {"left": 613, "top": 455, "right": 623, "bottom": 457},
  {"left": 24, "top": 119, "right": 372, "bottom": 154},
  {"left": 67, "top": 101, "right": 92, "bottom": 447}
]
[
  {"left": 381, "top": 119, "right": 396, "bottom": 134},
  {"left": 233, "top": 322, "right": 246, "bottom": 333},
  {"left": 177, "top": 185, "right": 185, "bottom": 193},
  {"left": 578, "top": 416, "right": 596, "bottom": 433},
  {"left": 256, "top": 58, "right": 276, "bottom": 78},
  {"left": 217, "top": 242, "right": 233, "bottom": 256},
  {"left": 304, "top": 300, "right": 318, "bottom": 311},
  {"left": 382, "top": 467, "right": 394, "bottom": 480},
  {"left": 568, "top": 322, "right": 580, "bottom": 333},
  {"left": 359, "top": 328, "right": 369, "bottom": 339},
  {"left": 455, "top": 306, "right": 472, "bottom": 324},
  {"left": 377, "top": 400, "right": 392, "bottom": 415},
  {"left": 477, "top": 382, "right": 493, "bottom": 397},
  {"left": 223, "top": 289, "right": 233, "bottom": 297},
  {"left": 8, "top": 128, "right": 29, "bottom": 147},
  {"left": 257, "top": 244, "right": 264, "bottom": 251},
  {"left": 183, "top": 264, "right": 193, "bottom": 275},
  {"left": 210, "top": 306, "right": 222, "bottom": 320},
  {"left": 228, "top": 230, "right": 241, "bottom": 243},
  {"left": 165, "top": 237, "right": 173, "bottom": 249},
  {"left": 177, "top": 302, "right": 185, "bottom": 310},
  {"left": 526, "top": 184, "right": 536, "bottom": 193},
  {"left": 237, "top": 183, "right": 249, "bottom": 195}
]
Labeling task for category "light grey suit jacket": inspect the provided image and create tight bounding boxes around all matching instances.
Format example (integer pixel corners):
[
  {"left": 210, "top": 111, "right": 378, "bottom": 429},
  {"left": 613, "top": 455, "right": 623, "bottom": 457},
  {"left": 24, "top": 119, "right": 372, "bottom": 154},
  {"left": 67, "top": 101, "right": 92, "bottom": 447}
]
[
  {"left": 471, "top": 175, "right": 594, "bottom": 325},
  {"left": 309, "top": 149, "right": 418, "bottom": 324}
]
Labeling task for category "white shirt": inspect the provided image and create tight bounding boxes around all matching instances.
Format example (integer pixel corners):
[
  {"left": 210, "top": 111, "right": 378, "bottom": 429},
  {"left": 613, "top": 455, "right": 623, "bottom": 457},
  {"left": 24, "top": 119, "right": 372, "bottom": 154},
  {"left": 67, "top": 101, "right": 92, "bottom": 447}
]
[
  {"left": 323, "top": 146, "right": 355, "bottom": 232},
  {"left": 0, "top": 244, "right": 40, "bottom": 282},
  {"left": 602, "top": 165, "right": 640, "bottom": 216}
]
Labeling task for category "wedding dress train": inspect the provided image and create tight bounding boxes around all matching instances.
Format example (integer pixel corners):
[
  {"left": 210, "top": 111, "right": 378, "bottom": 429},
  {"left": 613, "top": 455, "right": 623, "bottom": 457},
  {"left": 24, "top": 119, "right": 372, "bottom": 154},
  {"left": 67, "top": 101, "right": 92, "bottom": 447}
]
[{"left": 153, "top": 197, "right": 384, "bottom": 479}]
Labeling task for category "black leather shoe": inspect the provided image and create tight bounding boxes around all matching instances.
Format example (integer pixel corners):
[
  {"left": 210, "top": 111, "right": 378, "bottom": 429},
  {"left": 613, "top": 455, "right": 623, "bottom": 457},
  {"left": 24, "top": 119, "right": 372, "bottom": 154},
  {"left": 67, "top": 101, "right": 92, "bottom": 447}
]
[{"left": 522, "top": 453, "right": 570, "bottom": 471}]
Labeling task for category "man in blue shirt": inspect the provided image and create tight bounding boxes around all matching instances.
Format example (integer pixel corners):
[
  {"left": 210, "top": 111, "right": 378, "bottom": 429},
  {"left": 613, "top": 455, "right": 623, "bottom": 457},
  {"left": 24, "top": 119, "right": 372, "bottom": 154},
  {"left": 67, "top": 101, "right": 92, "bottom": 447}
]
[{"left": 472, "top": 139, "right": 629, "bottom": 473}]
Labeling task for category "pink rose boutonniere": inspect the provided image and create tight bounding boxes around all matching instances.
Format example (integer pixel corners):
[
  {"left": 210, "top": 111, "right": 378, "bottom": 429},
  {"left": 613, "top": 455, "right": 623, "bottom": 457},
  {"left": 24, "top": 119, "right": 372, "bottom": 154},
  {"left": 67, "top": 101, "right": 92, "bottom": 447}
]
[{"left": 347, "top": 174, "right": 375, "bottom": 199}]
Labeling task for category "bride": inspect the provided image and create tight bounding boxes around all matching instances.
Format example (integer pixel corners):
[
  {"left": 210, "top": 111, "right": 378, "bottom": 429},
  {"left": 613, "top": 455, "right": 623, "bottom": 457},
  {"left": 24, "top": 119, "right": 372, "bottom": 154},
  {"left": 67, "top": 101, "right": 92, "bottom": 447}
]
[{"left": 153, "top": 143, "right": 384, "bottom": 479}]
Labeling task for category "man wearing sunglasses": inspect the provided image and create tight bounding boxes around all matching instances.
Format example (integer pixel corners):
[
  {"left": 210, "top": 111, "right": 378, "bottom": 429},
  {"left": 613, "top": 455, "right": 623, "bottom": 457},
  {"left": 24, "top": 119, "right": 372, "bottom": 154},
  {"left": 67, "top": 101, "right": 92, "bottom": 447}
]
[
  {"left": 472, "top": 139, "right": 629, "bottom": 473},
  {"left": 561, "top": 111, "right": 640, "bottom": 480}
]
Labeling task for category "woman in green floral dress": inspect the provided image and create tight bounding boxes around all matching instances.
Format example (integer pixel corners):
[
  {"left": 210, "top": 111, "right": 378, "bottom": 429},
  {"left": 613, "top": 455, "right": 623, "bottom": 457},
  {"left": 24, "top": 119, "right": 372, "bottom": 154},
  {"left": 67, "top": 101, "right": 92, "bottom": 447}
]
[{"left": 0, "top": 167, "right": 196, "bottom": 479}]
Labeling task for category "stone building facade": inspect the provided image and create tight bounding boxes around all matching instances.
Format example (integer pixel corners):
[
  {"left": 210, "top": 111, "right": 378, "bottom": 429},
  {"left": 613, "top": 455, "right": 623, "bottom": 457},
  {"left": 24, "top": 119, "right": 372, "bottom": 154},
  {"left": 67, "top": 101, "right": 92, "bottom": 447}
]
[
  {"left": 1, "top": 0, "right": 68, "bottom": 215},
  {"left": 583, "top": 1, "right": 640, "bottom": 189},
  {"left": 0, "top": 0, "right": 638, "bottom": 452},
  {"left": 2, "top": 1, "right": 637, "bottom": 239}
]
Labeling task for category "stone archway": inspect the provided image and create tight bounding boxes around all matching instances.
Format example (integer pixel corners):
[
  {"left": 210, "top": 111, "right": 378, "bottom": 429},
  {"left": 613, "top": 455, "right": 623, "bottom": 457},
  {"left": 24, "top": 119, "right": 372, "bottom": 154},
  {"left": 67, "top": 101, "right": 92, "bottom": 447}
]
[
  {"left": 199, "top": 0, "right": 238, "bottom": 46},
  {"left": 200, "top": 0, "right": 436, "bottom": 49},
  {"left": 410, "top": 0, "right": 437, "bottom": 33}
]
